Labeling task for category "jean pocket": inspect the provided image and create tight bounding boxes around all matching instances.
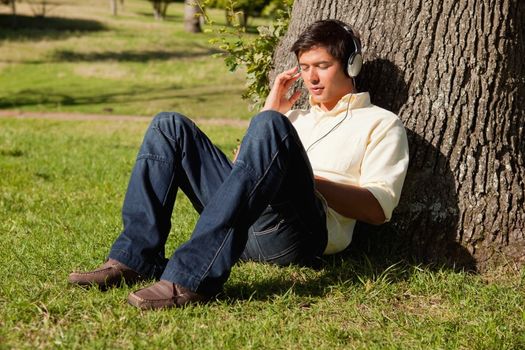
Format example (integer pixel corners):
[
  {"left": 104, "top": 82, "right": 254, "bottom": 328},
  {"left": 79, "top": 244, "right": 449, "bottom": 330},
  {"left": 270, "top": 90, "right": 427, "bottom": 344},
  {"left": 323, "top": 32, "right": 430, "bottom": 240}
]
[
  {"left": 253, "top": 221, "right": 303, "bottom": 264},
  {"left": 251, "top": 203, "right": 284, "bottom": 233},
  {"left": 252, "top": 218, "right": 285, "bottom": 235},
  {"left": 249, "top": 204, "right": 305, "bottom": 264}
]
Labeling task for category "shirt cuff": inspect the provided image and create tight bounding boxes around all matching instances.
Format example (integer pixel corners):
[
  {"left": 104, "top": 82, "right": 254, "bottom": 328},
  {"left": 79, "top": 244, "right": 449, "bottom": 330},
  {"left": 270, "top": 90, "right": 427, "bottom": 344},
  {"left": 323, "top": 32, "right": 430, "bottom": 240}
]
[{"left": 361, "top": 183, "right": 395, "bottom": 222}]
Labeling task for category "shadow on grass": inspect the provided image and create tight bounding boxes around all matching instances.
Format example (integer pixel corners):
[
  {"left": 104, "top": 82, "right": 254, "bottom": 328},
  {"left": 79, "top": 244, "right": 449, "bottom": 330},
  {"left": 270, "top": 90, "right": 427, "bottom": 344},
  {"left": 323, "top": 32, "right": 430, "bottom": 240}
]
[
  {"left": 225, "top": 255, "right": 428, "bottom": 302},
  {"left": 0, "top": 84, "right": 243, "bottom": 111},
  {"left": 50, "top": 46, "right": 223, "bottom": 62},
  {"left": 0, "top": 14, "right": 106, "bottom": 40}
]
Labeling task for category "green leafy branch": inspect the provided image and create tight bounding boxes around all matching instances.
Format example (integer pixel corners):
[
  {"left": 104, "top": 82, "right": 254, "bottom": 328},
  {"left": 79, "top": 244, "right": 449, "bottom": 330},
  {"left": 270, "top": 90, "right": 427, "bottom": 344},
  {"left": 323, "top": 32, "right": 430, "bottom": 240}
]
[{"left": 201, "top": 0, "right": 292, "bottom": 110}]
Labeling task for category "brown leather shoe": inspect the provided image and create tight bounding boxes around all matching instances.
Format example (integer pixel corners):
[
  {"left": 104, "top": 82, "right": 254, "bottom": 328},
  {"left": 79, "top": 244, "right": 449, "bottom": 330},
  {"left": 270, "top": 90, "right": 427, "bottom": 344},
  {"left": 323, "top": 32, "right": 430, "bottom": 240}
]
[
  {"left": 68, "top": 258, "right": 144, "bottom": 289},
  {"left": 127, "top": 280, "right": 210, "bottom": 310}
]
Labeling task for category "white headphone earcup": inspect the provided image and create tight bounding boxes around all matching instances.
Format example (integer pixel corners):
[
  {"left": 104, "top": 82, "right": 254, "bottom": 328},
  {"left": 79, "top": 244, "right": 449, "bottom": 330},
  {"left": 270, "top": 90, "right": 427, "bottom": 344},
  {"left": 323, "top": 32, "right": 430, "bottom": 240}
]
[{"left": 347, "top": 53, "right": 363, "bottom": 78}]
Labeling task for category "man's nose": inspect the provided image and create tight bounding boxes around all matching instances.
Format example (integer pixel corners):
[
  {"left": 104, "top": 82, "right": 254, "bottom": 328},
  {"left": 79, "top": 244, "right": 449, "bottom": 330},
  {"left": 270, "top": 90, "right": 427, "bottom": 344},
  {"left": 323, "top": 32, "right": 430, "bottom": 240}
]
[{"left": 308, "top": 68, "right": 319, "bottom": 83}]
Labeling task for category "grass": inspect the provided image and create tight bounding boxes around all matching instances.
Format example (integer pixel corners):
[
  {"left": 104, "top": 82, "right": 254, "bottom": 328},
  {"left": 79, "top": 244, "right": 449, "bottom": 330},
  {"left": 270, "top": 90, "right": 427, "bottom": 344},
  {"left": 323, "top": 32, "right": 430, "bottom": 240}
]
[
  {"left": 1, "top": 118, "right": 525, "bottom": 349},
  {"left": 0, "top": 0, "right": 267, "bottom": 119},
  {"left": 1, "top": 1, "right": 525, "bottom": 349}
]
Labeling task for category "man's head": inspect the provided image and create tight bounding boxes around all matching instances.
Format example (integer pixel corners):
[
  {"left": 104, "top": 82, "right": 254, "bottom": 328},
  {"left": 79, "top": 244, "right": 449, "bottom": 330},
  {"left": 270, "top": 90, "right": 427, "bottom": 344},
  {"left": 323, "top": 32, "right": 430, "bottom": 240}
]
[
  {"left": 291, "top": 19, "right": 361, "bottom": 111},
  {"left": 291, "top": 19, "right": 362, "bottom": 78}
]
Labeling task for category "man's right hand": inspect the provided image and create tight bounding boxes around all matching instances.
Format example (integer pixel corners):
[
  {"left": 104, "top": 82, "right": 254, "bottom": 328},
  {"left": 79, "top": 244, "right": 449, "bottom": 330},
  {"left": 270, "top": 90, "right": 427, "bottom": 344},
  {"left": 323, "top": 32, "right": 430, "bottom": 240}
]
[{"left": 262, "top": 67, "right": 303, "bottom": 114}]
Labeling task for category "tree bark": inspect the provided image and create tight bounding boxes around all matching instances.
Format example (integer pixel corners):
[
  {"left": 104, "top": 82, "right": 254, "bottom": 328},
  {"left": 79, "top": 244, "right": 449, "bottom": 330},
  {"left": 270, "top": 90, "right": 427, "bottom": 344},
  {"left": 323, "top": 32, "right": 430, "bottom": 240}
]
[
  {"left": 273, "top": 0, "right": 525, "bottom": 270},
  {"left": 184, "top": 0, "right": 202, "bottom": 33}
]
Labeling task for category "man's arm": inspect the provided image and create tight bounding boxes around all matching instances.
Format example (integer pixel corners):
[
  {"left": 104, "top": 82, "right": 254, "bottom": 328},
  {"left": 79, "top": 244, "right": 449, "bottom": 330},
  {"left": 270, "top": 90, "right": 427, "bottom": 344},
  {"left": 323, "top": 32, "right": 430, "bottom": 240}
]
[{"left": 314, "top": 175, "right": 386, "bottom": 225}]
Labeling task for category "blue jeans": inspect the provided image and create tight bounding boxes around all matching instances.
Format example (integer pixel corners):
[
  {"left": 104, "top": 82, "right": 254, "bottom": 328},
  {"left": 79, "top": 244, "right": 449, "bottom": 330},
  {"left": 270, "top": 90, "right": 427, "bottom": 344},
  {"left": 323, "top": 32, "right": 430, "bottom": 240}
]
[{"left": 108, "top": 111, "right": 327, "bottom": 295}]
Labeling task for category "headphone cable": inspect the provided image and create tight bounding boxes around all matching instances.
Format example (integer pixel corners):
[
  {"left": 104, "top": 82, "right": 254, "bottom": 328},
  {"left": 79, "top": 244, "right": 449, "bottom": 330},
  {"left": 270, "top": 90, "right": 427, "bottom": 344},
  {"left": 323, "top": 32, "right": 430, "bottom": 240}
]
[{"left": 306, "top": 96, "right": 353, "bottom": 153}]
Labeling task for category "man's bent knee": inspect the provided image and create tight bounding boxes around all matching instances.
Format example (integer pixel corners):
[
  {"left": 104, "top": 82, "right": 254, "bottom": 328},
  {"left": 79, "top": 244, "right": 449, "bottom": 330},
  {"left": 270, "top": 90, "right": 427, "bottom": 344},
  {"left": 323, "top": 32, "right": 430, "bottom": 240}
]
[
  {"left": 150, "top": 112, "right": 195, "bottom": 140},
  {"left": 248, "top": 110, "right": 291, "bottom": 135},
  {"left": 152, "top": 112, "right": 193, "bottom": 127}
]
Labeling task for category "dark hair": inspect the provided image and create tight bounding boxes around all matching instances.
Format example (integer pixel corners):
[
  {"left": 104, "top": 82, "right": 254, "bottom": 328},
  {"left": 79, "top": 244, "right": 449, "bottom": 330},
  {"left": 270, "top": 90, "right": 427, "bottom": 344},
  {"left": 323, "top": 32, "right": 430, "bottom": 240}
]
[{"left": 291, "top": 19, "right": 361, "bottom": 76}]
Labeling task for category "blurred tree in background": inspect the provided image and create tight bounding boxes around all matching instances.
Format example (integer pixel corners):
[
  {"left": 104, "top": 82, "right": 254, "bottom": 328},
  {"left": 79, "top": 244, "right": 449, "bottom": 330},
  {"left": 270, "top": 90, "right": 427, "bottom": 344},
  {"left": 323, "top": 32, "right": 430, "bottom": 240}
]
[
  {"left": 109, "top": 0, "right": 125, "bottom": 16},
  {"left": 0, "top": 0, "right": 16, "bottom": 15},
  {"left": 26, "top": 0, "right": 59, "bottom": 17},
  {"left": 184, "top": 0, "right": 203, "bottom": 32},
  {"left": 147, "top": 0, "right": 175, "bottom": 20},
  {"left": 1, "top": 0, "right": 60, "bottom": 17},
  {"left": 206, "top": 0, "right": 268, "bottom": 27}
]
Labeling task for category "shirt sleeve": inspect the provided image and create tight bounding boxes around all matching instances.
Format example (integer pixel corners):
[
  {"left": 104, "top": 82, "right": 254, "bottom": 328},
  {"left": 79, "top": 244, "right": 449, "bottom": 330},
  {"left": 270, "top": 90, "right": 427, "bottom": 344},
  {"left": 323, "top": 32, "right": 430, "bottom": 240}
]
[{"left": 359, "top": 117, "right": 409, "bottom": 222}]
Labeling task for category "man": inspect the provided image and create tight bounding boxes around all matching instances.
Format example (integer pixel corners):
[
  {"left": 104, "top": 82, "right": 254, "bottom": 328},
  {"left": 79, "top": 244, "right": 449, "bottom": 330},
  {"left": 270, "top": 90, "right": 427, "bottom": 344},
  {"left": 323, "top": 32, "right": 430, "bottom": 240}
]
[{"left": 68, "top": 19, "right": 409, "bottom": 310}]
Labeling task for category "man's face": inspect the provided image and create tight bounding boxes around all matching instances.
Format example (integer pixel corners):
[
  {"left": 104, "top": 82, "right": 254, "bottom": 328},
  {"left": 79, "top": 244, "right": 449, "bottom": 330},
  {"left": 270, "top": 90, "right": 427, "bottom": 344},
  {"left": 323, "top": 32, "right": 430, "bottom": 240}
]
[{"left": 298, "top": 46, "right": 354, "bottom": 111}]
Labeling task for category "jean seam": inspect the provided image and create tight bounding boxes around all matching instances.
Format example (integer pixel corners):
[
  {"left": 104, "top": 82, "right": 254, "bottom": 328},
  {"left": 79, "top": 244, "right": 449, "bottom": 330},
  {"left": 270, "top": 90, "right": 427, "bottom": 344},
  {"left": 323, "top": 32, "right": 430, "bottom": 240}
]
[
  {"left": 194, "top": 163, "right": 254, "bottom": 284},
  {"left": 161, "top": 171, "right": 176, "bottom": 207},
  {"left": 245, "top": 227, "right": 266, "bottom": 261},
  {"left": 137, "top": 154, "right": 172, "bottom": 164},
  {"left": 195, "top": 229, "right": 234, "bottom": 286},
  {"left": 263, "top": 240, "right": 301, "bottom": 261},
  {"left": 153, "top": 124, "right": 177, "bottom": 143},
  {"left": 196, "top": 132, "right": 291, "bottom": 287},
  {"left": 192, "top": 160, "right": 253, "bottom": 286},
  {"left": 247, "top": 133, "right": 290, "bottom": 198}
]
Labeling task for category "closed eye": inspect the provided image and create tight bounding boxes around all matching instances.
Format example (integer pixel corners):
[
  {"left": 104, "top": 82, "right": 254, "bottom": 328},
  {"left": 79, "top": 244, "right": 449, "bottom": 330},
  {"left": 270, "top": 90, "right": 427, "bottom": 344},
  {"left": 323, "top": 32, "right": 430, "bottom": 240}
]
[{"left": 317, "top": 62, "right": 332, "bottom": 69}]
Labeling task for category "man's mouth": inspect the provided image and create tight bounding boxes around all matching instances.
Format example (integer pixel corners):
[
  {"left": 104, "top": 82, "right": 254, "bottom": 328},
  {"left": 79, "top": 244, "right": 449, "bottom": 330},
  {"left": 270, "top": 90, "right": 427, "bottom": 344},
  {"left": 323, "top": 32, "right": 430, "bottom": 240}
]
[{"left": 310, "top": 86, "right": 324, "bottom": 95}]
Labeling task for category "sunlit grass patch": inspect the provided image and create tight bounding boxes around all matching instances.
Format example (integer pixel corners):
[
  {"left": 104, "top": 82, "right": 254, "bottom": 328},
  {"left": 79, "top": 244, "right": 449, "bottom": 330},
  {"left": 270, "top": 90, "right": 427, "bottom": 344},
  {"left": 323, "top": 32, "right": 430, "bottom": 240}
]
[
  {"left": 1, "top": 1, "right": 525, "bottom": 347},
  {"left": 0, "top": 0, "right": 262, "bottom": 119}
]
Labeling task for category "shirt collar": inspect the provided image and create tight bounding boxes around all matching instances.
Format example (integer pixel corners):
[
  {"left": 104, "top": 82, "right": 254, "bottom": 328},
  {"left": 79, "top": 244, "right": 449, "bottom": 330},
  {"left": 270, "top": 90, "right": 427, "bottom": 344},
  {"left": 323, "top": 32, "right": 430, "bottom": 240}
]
[{"left": 309, "top": 92, "right": 371, "bottom": 116}]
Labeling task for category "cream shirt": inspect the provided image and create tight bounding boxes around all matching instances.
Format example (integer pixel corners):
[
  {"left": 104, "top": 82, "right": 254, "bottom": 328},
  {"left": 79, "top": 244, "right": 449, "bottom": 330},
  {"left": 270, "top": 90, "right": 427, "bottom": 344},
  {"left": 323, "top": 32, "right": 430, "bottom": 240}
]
[{"left": 286, "top": 92, "right": 409, "bottom": 254}]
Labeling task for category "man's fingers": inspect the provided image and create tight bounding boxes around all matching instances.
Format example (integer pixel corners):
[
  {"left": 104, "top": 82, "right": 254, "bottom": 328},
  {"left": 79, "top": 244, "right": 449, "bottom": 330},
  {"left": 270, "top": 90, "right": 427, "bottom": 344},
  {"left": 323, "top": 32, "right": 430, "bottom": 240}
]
[
  {"left": 283, "top": 66, "right": 299, "bottom": 75},
  {"left": 276, "top": 66, "right": 301, "bottom": 84},
  {"left": 288, "top": 90, "right": 302, "bottom": 106},
  {"left": 283, "top": 73, "right": 301, "bottom": 90}
]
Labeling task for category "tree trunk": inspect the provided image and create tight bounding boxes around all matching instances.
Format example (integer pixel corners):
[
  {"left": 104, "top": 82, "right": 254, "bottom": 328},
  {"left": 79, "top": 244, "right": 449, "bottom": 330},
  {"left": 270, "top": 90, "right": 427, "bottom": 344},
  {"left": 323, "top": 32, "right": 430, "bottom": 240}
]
[
  {"left": 184, "top": 0, "right": 202, "bottom": 33},
  {"left": 40, "top": 0, "right": 47, "bottom": 17},
  {"left": 151, "top": 1, "right": 159, "bottom": 20},
  {"left": 160, "top": 2, "right": 169, "bottom": 19},
  {"left": 273, "top": 0, "right": 525, "bottom": 270},
  {"left": 152, "top": 1, "right": 163, "bottom": 20},
  {"left": 110, "top": 0, "right": 117, "bottom": 16},
  {"left": 10, "top": 0, "right": 15, "bottom": 15}
]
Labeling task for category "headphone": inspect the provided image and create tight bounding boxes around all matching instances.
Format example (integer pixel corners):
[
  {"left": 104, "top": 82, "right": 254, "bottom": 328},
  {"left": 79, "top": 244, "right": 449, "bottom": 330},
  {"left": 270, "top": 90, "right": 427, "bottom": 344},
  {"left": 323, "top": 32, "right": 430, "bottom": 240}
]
[
  {"left": 296, "top": 22, "right": 363, "bottom": 78},
  {"left": 342, "top": 24, "right": 363, "bottom": 78}
]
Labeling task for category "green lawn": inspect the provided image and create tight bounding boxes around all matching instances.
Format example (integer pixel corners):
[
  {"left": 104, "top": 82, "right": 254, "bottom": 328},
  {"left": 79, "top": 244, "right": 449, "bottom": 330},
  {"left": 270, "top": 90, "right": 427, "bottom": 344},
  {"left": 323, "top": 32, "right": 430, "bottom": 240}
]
[
  {"left": 0, "top": 0, "right": 264, "bottom": 119},
  {"left": 1, "top": 118, "right": 524, "bottom": 349},
  {"left": 1, "top": 1, "right": 525, "bottom": 349}
]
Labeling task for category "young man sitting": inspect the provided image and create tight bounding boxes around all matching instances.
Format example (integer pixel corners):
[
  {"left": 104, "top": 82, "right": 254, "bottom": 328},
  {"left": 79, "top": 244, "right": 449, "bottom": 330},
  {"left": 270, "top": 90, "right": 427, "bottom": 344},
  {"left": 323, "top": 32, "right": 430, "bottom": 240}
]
[{"left": 68, "top": 19, "right": 409, "bottom": 310}]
